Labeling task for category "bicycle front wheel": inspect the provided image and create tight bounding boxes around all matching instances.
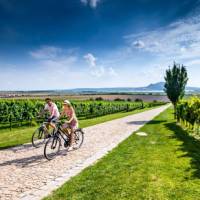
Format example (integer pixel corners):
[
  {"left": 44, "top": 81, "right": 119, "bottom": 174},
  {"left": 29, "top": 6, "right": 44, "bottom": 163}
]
[
  {"left": 44, "top": 136, "right": 61, "bottom": 160},
  {"left": 32, "top": 128, "right": 46, "bottom": 148},
  {"left": 73, "top": 129, "right": 84, "bottom": 149}
]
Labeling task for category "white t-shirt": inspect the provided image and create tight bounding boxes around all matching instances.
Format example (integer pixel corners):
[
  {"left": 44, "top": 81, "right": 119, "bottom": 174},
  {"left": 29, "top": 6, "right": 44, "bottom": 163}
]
[{"left": 44, "top": 103, "right": 60, "bottom": 118}]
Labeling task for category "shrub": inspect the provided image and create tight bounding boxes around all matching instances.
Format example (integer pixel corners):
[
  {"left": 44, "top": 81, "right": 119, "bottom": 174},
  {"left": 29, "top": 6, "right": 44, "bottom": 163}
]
[
  {"left": 135, "top": 98, "right": 143, "bottom": 102},
  {"left": 177, "top": 96, "right": 200, "bottom": 132},
  {"left": 95, "top": 97, "right": 104, "bottom": 101}
]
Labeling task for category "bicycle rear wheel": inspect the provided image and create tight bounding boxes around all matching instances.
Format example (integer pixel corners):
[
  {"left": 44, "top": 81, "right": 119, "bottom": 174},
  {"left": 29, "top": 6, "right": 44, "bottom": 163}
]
[
  {"left": 44, "top": 136, "right": 61, "bottom": 160},
  {"left": 73, "top": 129, "right": 84, "bottom": 149},
  {"left": 32, "top": 128, "right": 46, "bottom": 148}
]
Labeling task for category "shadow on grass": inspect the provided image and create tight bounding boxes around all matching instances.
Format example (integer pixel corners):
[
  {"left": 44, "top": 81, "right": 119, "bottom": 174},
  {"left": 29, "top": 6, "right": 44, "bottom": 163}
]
[
  {"left": 127, "top": 120, "right": 166, "bottom": 125},
  {"left": 165, "top": 122, "right": 200, "bottom": 179}
]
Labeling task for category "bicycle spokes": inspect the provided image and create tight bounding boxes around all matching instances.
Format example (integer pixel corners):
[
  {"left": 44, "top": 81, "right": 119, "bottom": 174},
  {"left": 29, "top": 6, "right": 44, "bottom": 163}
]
[
  {"left": 44, "top": 137, "right": 61, "bottom": 160},
  {"left": 32, "top": 128, "right": 46, "bottom": 148}
]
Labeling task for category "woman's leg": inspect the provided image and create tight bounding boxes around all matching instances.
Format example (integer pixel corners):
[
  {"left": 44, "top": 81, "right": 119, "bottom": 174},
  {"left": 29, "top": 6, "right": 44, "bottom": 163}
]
[{"left": 69, "top": 128, "right": 74, "bottom": 147}]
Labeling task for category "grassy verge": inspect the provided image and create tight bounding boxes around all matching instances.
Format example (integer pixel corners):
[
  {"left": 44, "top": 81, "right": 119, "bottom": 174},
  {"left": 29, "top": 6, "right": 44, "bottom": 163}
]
[
  {"left": 0, "top": 106, "right": 160, "bottom": 149},
  {"left": 44, "top": 108, "right": 200, "bottom": 200}
]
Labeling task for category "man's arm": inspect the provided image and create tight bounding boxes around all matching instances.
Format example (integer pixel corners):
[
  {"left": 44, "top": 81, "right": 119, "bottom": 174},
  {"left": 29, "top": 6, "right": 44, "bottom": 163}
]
[
  {"left": 39, "top": 104, "right": 48, "bottom": 117},
  {"left": 59, "top": 110, "right": 65, "bottom": 119}
]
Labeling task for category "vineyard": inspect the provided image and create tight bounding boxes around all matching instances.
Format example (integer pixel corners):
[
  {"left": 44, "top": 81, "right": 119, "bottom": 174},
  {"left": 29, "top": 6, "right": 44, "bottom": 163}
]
[
  {"left": 0, "top": 99, "right": 165, "bottom": 130},
  {"left": 177, "top": 96, "right": 200, "bottom": 133}
]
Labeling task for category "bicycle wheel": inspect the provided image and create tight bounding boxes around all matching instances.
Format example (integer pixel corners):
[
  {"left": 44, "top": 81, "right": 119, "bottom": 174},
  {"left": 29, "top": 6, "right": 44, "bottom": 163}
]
[
  {"left": 32, "top": 127, "right": 46, "bottom": 148},
  {"left": 44, "top": 136, "right": 61, "bottom": 160},
  {"left": 73, "top": 129, "right": 84, "bottom": 149}
]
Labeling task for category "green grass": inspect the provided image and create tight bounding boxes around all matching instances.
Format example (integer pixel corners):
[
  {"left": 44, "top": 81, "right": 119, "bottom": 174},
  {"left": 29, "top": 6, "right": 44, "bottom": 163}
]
[
  {"left": 0, "top": 106, "right": 158, "bottom": 149},
  {"left": 44, "top": 108, "right": 200, "bottom": 200}
]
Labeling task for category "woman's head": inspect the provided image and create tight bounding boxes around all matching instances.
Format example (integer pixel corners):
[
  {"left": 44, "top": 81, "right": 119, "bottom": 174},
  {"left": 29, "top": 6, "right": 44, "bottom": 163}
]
[{"left": 63, "top": 100, "right": 71, "bottom": 109}]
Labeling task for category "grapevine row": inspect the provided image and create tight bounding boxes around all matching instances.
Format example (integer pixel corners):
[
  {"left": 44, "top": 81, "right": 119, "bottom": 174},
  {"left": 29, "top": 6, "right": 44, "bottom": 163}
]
[
  {"left": 176, "top": 96, "right": 200, "bottom": 132},
  {"left": 0, "top": 99, "right": 165, "bottom": 129}
]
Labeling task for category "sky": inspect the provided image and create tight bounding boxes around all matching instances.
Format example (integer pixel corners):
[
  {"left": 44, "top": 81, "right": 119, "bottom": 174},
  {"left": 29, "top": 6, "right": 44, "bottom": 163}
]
[{"left": 0, "top": 0, "right": 200, "bottom": 90}]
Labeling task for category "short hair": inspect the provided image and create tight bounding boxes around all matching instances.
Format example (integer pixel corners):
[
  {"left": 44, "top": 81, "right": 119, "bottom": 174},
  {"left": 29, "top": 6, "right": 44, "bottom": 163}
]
[{"left": 45, "top": 98, "right": 52, "bottom": 101}]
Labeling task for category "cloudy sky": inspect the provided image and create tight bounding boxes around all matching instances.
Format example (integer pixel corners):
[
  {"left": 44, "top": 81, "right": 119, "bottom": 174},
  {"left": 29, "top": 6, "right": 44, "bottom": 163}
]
[{"left": 0, "top": 0, "right": 200, "bottom": 90}]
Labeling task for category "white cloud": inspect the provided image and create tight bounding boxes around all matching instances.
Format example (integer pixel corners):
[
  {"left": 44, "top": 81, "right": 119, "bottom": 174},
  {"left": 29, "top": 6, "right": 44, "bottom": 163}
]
[
  {"left": 84, "top": 53, "right": 118, "bottom": 77},
  {"left": 29, "top": 46, "right": 62, "bottom": 59},
  {"left": 80, "top": 0, "right": 101, "bottom": 8},
  {"left": 125, "top": 13, "right": 200, "bottom": 62},
  {"left": 84, "top": 53, "right": 103, "bottom": 77},
  {"left": 185, "top": 59, "right": 200, "bottom": 66},
  {"left": 120, "top": 11, "right": 200, "bottom": 87},
  {"left": 108, "top": 67, "right": 118, "bottom": 77},
  {"left": 90, "top": 0, "right": 101, "bottom": 8},
  {"left": 84, "top": 53, "right": 96, "bottom": 67},
  {"left": 0, "top": 50, "right": 120, "bottom": 90},
  {"left": 132, "top": 40, "right": 145, "bottom": 49},
  {"left": 27, "top": 46, "right": 79, "bottom": 88},
  {"left": 91, "top": 65, "right": 105, "bottom": 77},
  {"left": 29, "top": 46, "right": 78, "bottom": 70},
  {"left": 138, "top": 65, "right": 165, "bottom": 83},
  {"left": 80, "top": 0, "right": 87, "bottom": 4}
]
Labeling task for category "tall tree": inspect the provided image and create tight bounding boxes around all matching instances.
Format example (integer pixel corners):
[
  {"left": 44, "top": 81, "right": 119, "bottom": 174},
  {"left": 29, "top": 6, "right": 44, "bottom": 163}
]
[{"left": 164, "top": 62, "right": 188, "bottom": 118}]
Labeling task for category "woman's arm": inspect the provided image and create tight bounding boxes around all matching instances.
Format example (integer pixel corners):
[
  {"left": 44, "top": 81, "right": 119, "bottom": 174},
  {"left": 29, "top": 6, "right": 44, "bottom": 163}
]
[{"left": 67, "top": 115, "right": 73, "bottom": 123}]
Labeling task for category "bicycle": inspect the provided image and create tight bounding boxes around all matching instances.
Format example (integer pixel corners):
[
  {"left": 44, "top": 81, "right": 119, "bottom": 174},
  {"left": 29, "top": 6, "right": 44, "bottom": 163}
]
[
  {"left": 44, "top": 121, "right": 84, "bottom": 160},
  {"left": 32, "top": 121, "right": 52, "bottom": 148}
]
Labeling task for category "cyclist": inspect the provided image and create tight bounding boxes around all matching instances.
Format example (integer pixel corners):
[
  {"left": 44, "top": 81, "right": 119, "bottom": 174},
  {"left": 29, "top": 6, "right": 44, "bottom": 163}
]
[
  {"left": 42, "top": 98, "right": 60, "bottom": 137},
  {"left": 60, "top": 100, "right": 78, "bottom": 151}
]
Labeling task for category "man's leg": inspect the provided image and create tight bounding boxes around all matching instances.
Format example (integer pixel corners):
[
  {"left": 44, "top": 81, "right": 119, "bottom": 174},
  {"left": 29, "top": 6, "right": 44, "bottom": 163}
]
[
  {"left": 46, "top": 123, "right": 50, "bottom": 130},
  {"left": 49, "top": 122, "right": 56, "bottom": 129},
  {"left": 48, "top": 116, "right": 57, "bottom": 131}
]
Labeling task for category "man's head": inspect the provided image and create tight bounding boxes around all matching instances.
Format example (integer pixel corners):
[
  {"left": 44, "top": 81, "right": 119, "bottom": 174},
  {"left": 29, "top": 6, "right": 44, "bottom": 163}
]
[{"left": 45, "top": 98, "right": 52, "bottom": 106}]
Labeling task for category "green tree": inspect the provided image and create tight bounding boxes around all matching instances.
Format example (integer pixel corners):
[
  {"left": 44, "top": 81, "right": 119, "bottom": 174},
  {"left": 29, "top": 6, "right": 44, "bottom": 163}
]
[{"left": 164, "top": 62, "right": 188, "bottom": 118}]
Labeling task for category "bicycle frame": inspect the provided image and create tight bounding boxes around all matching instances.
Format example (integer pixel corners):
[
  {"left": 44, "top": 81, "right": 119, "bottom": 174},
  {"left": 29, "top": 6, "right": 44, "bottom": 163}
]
[
  {"left": 41, "top": 122, "right": 49, "bottom": 130},
  {"left": 53, "top": 124, "right": 70, "bottom": 145}
]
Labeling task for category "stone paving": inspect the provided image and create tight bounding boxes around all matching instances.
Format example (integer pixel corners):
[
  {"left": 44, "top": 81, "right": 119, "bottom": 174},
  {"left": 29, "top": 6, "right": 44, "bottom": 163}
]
[{"left": 0, "top": 105, "right": 169, "bottom": 200}]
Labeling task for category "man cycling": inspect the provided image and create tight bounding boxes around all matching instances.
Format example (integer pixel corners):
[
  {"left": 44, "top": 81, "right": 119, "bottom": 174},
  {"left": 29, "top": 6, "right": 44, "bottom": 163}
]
[{"left": 42, "top": 98, "right": 60, "bottom": 137}]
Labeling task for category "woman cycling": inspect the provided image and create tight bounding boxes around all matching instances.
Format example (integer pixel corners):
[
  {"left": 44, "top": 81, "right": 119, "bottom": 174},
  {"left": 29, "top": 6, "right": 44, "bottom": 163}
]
[{"left": 60, "top": 100, "right": 78, "bottom": 151}]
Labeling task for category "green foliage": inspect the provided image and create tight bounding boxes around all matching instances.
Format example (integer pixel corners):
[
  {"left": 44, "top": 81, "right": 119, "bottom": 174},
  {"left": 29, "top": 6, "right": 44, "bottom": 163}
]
[
  {"left": 177, "top": 97, "right": 200, "bottom": 132},
  {"left": 0, "top": 99, "right": 165, "bottom": 129},
  {"left": 164, "top": 62, "right": 188, "bottom": 116}
]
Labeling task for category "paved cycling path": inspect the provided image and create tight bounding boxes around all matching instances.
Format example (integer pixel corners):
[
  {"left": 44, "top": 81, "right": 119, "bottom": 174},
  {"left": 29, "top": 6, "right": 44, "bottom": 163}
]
[{"left": 0, "top": 105, "right": 169, "bottom": 200}]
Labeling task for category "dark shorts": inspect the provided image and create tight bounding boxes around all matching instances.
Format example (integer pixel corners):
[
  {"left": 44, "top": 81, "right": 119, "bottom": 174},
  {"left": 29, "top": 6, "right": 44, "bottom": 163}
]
[{"left": 47, "top": 116, "right": 58, "bottom": 124}]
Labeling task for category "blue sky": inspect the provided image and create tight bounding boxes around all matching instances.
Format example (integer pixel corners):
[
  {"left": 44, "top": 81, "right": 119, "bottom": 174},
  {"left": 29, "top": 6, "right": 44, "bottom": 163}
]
[{"left": 0, "top": 0, "right": 200, "bottom": 90}]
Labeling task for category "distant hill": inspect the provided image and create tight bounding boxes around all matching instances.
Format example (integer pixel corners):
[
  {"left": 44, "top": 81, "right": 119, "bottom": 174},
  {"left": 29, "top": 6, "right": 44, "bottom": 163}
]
[
  {"left": 145, "top": 82, "right": 165, "bottom": 90},
  {"left": 62, "top": 82, "right": 200, "bottom": 94},
  {"left": 144, "top": 82, "right": 200, "bottom": 92},
  {"left": 1, "top": 82, "right": 199, "bottom": 94},
  {"left": 140, "top": 82, "right": 200, "bottom": 93}
]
